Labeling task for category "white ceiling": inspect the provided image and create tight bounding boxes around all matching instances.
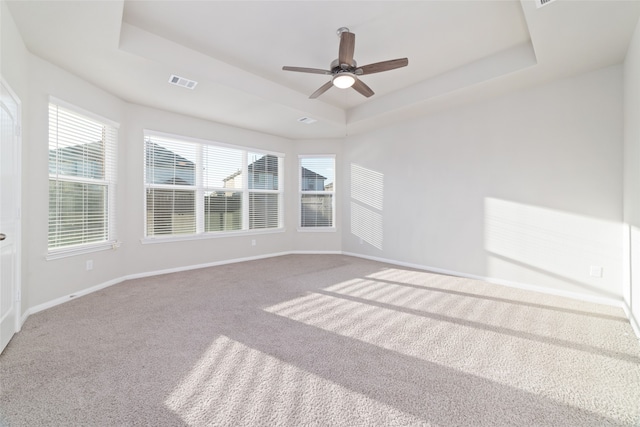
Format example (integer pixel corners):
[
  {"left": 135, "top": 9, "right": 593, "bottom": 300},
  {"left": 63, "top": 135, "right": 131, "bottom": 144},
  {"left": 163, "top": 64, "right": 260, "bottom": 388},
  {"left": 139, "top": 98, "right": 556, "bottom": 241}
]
[{"left": 6, "top": 0, "right": 640, "bottom": 139}]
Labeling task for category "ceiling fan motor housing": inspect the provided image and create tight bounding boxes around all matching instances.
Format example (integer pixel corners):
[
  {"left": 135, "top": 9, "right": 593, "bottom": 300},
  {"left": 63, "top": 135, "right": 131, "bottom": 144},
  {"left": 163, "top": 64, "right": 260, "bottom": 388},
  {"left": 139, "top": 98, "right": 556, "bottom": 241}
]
[{"left": 331, "top": 58, "right": 358, "bottom": 73}]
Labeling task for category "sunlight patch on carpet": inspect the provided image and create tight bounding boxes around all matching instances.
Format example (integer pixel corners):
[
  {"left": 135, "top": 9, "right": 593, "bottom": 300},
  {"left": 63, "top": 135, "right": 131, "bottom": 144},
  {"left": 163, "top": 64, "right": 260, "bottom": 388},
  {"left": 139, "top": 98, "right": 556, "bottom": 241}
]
[
  {"left": 164, "top": 335, "right": 422, "bottom": 426},
  {"left": 264, "top": 272, "right": 640, "bottom": 423}
]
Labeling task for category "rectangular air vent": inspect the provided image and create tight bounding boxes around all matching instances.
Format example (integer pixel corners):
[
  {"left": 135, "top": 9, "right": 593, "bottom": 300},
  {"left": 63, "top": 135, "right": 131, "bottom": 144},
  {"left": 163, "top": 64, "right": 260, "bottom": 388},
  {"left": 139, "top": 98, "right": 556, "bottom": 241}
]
[
  {"left": 297, "top": 117, "right": 317, "bottom": 124},
  {"left": 536, "top": 0, "right": 556, "bottom": 8},
  {"left": 168, "top": 74, "right": 198, "bottom": 90}
]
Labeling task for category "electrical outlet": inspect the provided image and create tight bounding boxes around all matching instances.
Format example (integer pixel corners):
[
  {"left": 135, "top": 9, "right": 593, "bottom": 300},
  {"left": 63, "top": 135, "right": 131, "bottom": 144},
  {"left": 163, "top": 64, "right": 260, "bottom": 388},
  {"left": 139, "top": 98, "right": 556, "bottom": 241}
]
[
  {"left": 251, "top": 239, "right": 256, "bottom": 246},
  {"left": 589, "top": 265, "right": 603, "bottom": 278},
  {"left": 86, "top": 260, "right": 93, "bottom": 271}
]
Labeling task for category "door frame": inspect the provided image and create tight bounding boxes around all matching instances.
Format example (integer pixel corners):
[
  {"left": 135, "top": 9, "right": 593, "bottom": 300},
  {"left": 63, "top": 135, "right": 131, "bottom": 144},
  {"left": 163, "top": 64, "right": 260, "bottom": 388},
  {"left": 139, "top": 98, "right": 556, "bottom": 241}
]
[{"left": 1, "top": 76, "right": 23, "bottom": 343}]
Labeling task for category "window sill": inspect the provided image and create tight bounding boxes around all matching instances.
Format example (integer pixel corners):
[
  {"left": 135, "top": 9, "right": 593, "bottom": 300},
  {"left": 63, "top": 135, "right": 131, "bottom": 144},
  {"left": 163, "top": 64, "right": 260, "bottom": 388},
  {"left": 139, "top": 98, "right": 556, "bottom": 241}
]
[
  {"left": 47, "top": 241, "right": 121, "bottom": 260},
  {"left": 141, "top": 227, "right": 286, "bottom": 245}
]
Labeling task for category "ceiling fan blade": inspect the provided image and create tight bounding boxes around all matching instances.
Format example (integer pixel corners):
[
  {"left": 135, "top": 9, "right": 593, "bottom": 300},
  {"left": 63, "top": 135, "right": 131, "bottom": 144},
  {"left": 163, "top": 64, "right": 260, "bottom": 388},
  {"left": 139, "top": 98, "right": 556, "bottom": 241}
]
[
  {"left": 338, "top": 31, "right": 355, "bottom": 65},
  {"left": 357, "top": 58, "right": 408, "bottom": 75},
  {"left": 283, "top": 66, "right": 332, "bottom": 75},
  {"left": 309, "top": 81, "right": 333, "bottom": 99},
  {"left": 352, "top": 79, "right": 374, "bottom": 98}
]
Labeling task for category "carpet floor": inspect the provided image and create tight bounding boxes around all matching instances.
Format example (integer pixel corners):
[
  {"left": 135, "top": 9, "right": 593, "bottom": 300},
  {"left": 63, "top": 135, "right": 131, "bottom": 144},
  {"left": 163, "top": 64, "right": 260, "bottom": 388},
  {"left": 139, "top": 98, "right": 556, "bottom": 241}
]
[{"left": 1, "top": 254, "right": 639, "bottom": 426}]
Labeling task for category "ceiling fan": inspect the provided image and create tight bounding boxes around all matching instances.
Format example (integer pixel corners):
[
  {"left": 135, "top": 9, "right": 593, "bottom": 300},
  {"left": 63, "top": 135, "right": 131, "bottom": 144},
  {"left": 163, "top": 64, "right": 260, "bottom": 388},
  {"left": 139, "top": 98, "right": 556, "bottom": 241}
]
[{"left": 282, "top": 27, "right": 409, "bottom": 99}]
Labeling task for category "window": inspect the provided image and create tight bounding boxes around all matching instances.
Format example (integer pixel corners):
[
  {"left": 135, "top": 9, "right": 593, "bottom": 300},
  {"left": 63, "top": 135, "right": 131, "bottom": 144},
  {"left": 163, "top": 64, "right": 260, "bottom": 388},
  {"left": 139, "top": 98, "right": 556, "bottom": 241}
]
[
  {"left": 144, "top": 132, "right": 283, "bottom": 238},
  {"left": 248, "top": 152, "right": 280, "bottom": 229},
  {"left": 299, "top": 156, "right": 335, "bottom": 229},
  {"left": 48, "top": 99, "right": 118, "bottom": 256}
]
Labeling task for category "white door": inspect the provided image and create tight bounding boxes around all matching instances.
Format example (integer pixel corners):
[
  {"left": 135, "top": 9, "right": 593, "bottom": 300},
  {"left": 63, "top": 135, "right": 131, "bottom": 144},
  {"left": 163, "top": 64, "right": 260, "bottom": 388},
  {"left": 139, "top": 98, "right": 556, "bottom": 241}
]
[{"left": 0, "top": 79, "right": 21, "bottom": 354}]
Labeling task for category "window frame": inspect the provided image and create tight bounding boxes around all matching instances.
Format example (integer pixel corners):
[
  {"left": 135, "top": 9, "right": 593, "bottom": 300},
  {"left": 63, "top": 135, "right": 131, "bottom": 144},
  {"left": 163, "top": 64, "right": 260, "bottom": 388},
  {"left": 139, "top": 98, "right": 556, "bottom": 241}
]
[
  {"left": 47, "top": 97, "right": 119, "bottom": 259},
  {"left": 142, "top": 130, "right": 284, "bottom": 243},
  {"left": 298, "top": 154, "right": 336, "bottom": 232}
]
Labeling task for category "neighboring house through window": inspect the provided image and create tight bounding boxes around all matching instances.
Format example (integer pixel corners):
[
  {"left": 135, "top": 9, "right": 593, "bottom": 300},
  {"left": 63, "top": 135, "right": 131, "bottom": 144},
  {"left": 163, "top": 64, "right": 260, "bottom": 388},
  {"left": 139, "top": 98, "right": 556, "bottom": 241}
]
[{"left": 48, "top": 99, "right": 118, "bottom": 256}]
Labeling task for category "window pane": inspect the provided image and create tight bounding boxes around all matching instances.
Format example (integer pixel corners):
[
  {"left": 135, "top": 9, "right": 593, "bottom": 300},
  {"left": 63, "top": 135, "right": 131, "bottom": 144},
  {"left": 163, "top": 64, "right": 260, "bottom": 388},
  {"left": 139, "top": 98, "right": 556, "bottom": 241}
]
[
  {"left": 300, "top": 157, "right": 334, "bottom": 191},
  {"left": 48, "top": 102, "right": 117, "bottom": 252},
  {"left": 205, "top": 191, "right": 242, "bottom": 231},
  {"left": 146, "top": 189, "right": 196, "bottom": 235},
  {"left": 48, "top": 180, "right": 108, "bottom": 248},
  {"left": 145, "top": 139, "right": 196, "bottom": 186},
  {"left": 49, "top": 106, "right": 106, "bottom": 180},
  {"left": 248, "top": 153, "right": 279, "bottom": 190},
  {"left": 204, "top": 145, "right": 243, "bottom": 189},
  {"left": 249, "top": 193, "right": 279, "bottom": 229},
  {"left": 301, "top": 194, "right": 333, "bottom": 227}
]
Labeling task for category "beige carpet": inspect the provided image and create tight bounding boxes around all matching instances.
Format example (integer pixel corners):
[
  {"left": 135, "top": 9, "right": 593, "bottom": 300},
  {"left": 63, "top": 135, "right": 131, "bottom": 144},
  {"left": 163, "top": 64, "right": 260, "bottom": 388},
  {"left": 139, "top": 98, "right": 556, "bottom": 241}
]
[{"left": 1, "top": 254, "right": 639, "bottom": 426}]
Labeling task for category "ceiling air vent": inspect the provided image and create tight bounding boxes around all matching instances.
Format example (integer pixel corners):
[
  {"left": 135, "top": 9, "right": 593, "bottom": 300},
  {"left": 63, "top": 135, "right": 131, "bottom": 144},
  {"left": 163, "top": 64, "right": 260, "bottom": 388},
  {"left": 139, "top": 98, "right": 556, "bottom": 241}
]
[
  {"left": 297, "top": 117, "right": 317, "bottom": 124},
  {"left": 536, "top": 0, "right": 556, "bottom": 8},
  {"left": 168, "top": 74, "right": 198, "bottom": 90}
]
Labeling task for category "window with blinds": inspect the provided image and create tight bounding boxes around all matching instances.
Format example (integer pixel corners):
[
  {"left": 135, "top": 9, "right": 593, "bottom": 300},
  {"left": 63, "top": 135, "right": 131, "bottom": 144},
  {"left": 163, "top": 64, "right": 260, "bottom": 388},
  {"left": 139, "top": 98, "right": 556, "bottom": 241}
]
[
  {"left": 144, "top": 132, "right": 283, "bottom": 238},
  {"left": 48, "top": 100, "right": 118, "bottom": 254},
  {"left": 248, "top": 152, "right": 280, "bottom": 229},
  {"left": 299, "top": 156, "right": 335, "bottom": 229}
]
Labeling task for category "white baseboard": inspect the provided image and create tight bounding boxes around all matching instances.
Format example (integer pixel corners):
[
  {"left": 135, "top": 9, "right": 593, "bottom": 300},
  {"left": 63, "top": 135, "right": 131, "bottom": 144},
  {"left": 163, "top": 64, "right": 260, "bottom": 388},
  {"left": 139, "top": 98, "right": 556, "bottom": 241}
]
[
  {"left": 342, "top": 251, "right": 626, "bottom": 309},
  {"left": 20, "top": 251, "right": 293, "bottom": 326},
  {"left": 20, "top": 250, "right": 638, "bottom": 341},
  {"left": 24, "top": 276, "right": 126, "bottom": 320},
  {"left": 123, "top": 251, "right": 292, "bottom": 281},
  {"left": 20, "top": 309, "right": 31, "bottom": 328},
  {"left": 622, "top": 303, "right": 640, "bottom": 339},
  {"left": 290, "top": 250, "right": 343, "bottom": 255}
]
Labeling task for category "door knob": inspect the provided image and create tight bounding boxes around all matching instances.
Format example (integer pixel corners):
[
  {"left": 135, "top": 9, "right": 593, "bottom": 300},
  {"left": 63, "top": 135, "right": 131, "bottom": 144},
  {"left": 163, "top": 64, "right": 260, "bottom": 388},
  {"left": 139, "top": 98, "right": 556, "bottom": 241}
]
[{"left": 0, "top": 233, "right": 6, "bottom": 241}]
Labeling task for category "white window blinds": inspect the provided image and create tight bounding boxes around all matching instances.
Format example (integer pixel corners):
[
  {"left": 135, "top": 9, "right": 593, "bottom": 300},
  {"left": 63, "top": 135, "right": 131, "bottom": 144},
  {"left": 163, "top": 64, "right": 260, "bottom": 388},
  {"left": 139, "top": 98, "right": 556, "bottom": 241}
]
[
  {"left": 144, "top": 132, "right": 283, "bottom": 238},
  {"left": 203, "top": 145, "right": 244, "bottom": 232},
  {"left": 48, "top": 101, "right": 118, "bottom": 252},
  {"left": 299, "top": 156, "right": 335, "bottom": 229},
  {"left": 145, "top": 137, "right": 197, "bottom": 235},
  {"left": 248, "top": 152, "right": 281, "bottom": 229}
]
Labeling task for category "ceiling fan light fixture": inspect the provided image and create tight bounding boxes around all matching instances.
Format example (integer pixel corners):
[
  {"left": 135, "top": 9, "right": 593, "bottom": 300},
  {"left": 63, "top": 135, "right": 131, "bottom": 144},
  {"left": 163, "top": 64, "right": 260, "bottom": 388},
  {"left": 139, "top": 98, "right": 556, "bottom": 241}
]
[
  {"left": 282, "top": 29, "right": 408, "bottom": 99},
  {"left": 332, "top": 73, "right": 356, "bottom": 89}
]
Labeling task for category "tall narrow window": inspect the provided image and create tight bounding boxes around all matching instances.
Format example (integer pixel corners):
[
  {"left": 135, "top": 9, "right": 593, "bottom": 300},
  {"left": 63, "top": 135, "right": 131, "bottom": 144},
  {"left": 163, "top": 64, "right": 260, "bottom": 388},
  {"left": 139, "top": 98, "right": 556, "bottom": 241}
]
[
  {"left": 203, "top": 145, "right": 243, "bottom": 232},
  {"left": 144, "top": 131, "right": 283, "bottom": 238},
  {"left": 145, "top": 137, "right": 197, "bottom": 236},
  {"left": 249, "top": 152, "right": 282, "bottom": 229},
  {"left": 48, "top": 100, "right": 118, "bottom": 254},
  {"left": 299, "top": 156, "right": 335, "bottom": 229}
]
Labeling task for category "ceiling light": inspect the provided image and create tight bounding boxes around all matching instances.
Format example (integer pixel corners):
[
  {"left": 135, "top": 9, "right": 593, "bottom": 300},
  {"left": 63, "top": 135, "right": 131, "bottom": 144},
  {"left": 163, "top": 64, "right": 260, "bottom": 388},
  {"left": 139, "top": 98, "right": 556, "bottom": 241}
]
[{"left": 332, "top": 73, "right": 356, "bottom": 89}]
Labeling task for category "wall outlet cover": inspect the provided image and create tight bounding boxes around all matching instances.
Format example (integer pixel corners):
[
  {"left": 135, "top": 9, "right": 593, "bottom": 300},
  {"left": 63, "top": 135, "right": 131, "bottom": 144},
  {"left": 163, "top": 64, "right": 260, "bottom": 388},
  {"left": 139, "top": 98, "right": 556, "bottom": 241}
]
[{"left": 589, "top": 265, "right": 603, "bottom": 278}]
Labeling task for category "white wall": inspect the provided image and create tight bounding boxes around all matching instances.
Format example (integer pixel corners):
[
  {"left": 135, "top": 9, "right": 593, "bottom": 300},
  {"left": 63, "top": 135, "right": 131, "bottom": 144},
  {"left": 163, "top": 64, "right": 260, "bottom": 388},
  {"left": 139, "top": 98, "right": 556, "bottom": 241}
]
[
  {"left": 343, "top": 65, "right": 624, "bottom": 302},
  {"left": 0, "top": 1, "right": 28, "bottom": 99},
  {"left": 623, "top": 16, "right": 640, "bottom": 334}
]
